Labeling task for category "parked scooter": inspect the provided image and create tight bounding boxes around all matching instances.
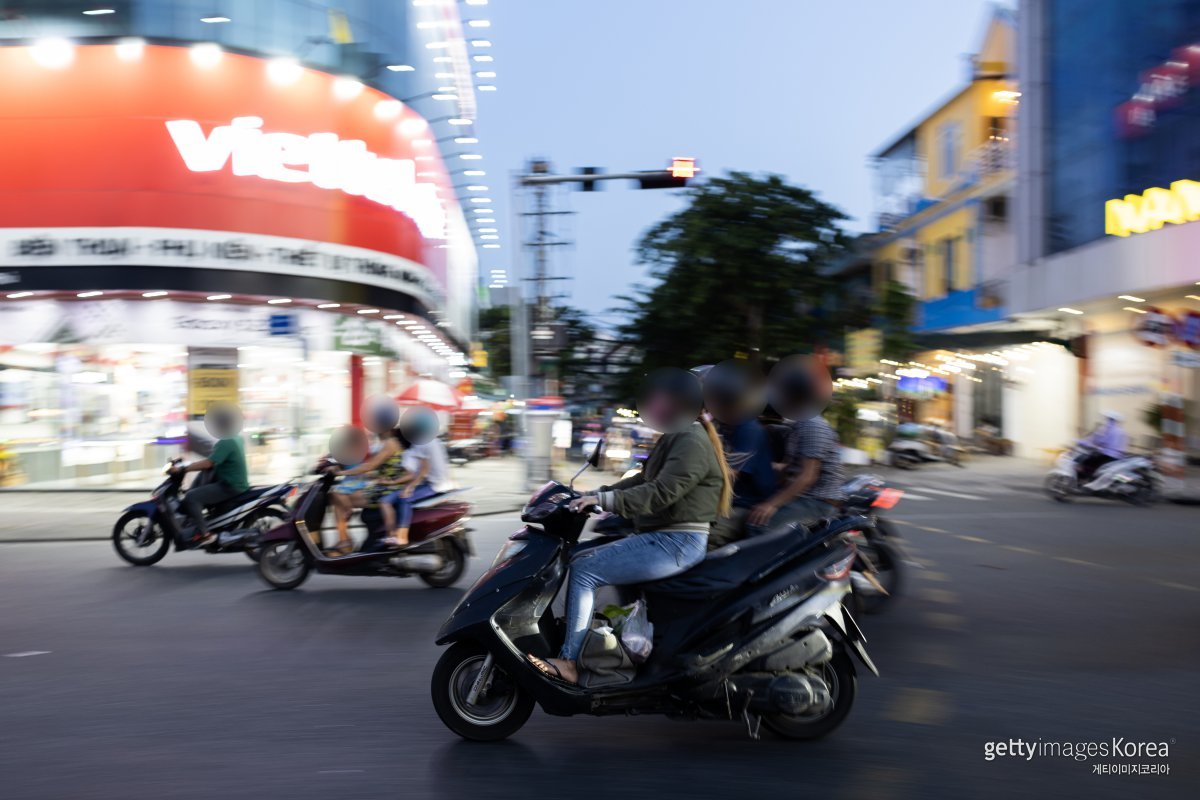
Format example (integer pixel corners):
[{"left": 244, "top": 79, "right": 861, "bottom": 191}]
[
  {"left": 888, "top": 424, "right": 964, "bottom": 469},
  {"left": 111, "top": 457, "right": 296, "bottom": 566},
  {"left": 429, "top": 441, "right": 876, "bottom": 742},
  {"left": 1044, "top": 442, "right": 1160, "bottom": 505},
  {"left": 255, "top": 459, "right": 473, "bottom": 590}
]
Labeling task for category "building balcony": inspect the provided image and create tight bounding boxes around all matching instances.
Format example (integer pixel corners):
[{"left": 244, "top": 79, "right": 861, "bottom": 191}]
[{"left": 914, "top": 281, "right": 1007, "bottom": 332}]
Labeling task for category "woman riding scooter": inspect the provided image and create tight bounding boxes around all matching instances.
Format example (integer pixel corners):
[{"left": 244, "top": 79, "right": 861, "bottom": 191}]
[{"left": 527, "top": 368, "right": 733, "bottom": 685}]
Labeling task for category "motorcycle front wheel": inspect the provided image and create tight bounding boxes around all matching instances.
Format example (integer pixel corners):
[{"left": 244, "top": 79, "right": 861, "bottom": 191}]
[
  {"left": 112, "top": 510, "right": 171, "bottom": 566},
  {"left": 1044, "top": 474, "right": 1072, "bottom": 502},
  {"left": 242, "top": 507, "right": 288, "bottom": 563},
  {"left": 257, "top": 540, "right": 310, "bottom": 590},
  {"left": 763, "top": 649, "right": 857, "bottom": 740},
  {"left": 431, "top": 642, "right": 534, "bottom": 742}
]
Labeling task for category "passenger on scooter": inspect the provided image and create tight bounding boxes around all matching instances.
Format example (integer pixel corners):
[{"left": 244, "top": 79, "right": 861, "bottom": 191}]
[
  {"left": 382, "top": 410, "right": 453, "bottom": 549},
  {"left": 174, "top": 404, "right": 249, "bottom": 548},
  {"left": 527, "top": 369, "right": 732, "bottom": 685},
  {"left": 708, "top": 416, "right": 777, "bottom": 549},
  {"left": 747, "top": 413, "right": 845, "bottom": 530},
  {"left": 1080, "top": 410, "right": 1128, "bottom": 488},
  {"left": 328, "top": 427, "right": 404, "bottom": 555}
]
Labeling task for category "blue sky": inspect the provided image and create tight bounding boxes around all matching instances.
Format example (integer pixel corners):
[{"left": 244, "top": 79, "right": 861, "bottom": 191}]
[{"left": 470, "top": 0, "right": 999, "bottom": 327}]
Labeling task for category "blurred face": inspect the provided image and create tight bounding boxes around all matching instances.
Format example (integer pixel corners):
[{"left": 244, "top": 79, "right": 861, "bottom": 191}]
[
  {"left": 203, "top": 402, "right": 243, "bottom": 439},
  {"left": 637, "top": 368, "right": 703, "bottom": 433}
]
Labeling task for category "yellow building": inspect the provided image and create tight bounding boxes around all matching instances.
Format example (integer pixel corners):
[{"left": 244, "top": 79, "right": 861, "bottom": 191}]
[
  {"left": 855, "top": 6, "right": 1018, "bottom": 435},
  {"left": 870, "top": 6, "right": 1016, "bottom": 314}
]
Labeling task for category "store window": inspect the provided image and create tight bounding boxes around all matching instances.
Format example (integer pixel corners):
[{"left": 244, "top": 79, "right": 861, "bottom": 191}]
[
  {"left": 937, "top": 121, "right": 962, "bottom": 179},
  {"left": 942, "top": 237, "right": 957, "bottom": 293}
]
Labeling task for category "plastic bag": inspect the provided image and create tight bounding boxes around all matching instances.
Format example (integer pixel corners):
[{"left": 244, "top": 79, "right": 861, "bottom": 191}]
[{"left": 602, "top": 599, "right": 654, "bottom": 664}]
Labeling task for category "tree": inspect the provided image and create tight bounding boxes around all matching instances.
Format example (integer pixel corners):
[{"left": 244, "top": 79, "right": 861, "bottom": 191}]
[
  {"left": 876, "top": 279, "right": 917, "bottom": 362},
  {"left": 615, "top": 172, "right": 849, "bottom": 397},
  {"left": 477, "top": 305, "right": 512, "bottom": 379}
]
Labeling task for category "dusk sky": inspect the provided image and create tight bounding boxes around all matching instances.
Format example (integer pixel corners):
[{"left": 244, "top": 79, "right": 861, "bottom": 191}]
[{"left": 471, "top": 0, "right": 1001, "bottom": 327}]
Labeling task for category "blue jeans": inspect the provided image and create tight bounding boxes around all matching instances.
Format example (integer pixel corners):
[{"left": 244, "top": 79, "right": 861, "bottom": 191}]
[
  {"left": 560, "top": 530, "right": 708, "bottom": 661},
  {"left": 384, "top": 482, "right": 438, "bottom": 530}
]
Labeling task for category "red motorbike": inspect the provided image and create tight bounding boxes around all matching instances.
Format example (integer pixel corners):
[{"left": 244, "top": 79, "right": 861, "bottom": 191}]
[{"left": 255, "top": 461, "right": 472, "bottom": 590}]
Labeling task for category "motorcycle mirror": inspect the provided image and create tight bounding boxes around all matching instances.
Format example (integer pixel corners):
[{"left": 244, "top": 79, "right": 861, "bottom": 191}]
[{"left": 587, "top": 437, "right": 606, "bottom": 468}]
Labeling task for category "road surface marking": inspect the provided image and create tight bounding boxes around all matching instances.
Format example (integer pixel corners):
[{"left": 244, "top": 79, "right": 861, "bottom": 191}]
[
  {"left": 922, "top": 570, "right": 951, "bottom": 582},
  {"left": 956, "top": 535, "right": 991, "bottom": 544},
  {"left": 4, "top": 651, "right": 51, "bottom": 658},
  {"left": 920, "top": 588, "right": 958, "bottom": 605},
  {"left": 1153, "top": 580, "right": 1200, "bottom": 593},
  {"left": 884, "top": 688, "right": 953, "bottom": 726},
  {"left": 317, "top": 769, "right": 365, "bottom": 774},
  {"left": 1053, "top": 556, "right": 1111, "bottom": 569},
  {"left": 925, "top": 612, "right": 966, "bottom": 630},
  {"left": 899, "top": 493, "right": 934, "bottom": 502},
  {"left": 914, "top": 525, "right": 949, "bottom": 534},
  {"left": 1002, "top": 545, "right": 1040, "bottom": 555},
  {"left": 911, "top": 486, "right": 986, "bottom": 501}
]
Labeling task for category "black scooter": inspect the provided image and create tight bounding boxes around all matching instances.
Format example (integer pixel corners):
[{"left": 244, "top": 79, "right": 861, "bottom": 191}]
[
  {"left": 111, "top": 458, "right": 296, "bottom": 566},
  {"left": 430, "top": 441, "right": 876, "bottom": 742}
]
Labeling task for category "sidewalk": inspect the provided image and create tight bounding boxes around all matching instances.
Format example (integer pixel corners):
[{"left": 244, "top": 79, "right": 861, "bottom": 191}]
[{"left": 0, "top": 457, "right": 536, "bottom": 542}]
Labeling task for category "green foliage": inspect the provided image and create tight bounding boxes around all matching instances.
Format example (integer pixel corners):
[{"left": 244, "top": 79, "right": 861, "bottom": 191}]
[
  {"left": 824, "top": 392, "right": 862, "bottom": 448},
  {"left": 876, "top": 279, "right": 917, "bottom": 362},
  {"left": 477, "top": 304, "right": 596, "bottom": 396},
  {"left": 614, "top": 171, "right": 849, "bottom": 400}
]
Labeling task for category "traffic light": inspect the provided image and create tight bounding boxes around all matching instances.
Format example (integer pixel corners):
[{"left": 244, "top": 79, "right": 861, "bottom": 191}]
[
  {"left": 636, "top": 157, "right": 696, "bottom": 189},
  {"left": 575, "top": 166, "right": 603, "bottom": 191}
]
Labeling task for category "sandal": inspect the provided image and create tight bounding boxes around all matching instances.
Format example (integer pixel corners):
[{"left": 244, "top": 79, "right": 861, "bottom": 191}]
[
  {"left": 381, "top": 537, "right": 407, "bottom": 549},
  {"left": 324, "top": 541, "right": 354, "bottom": 557},
  {"left": 527, "top": 654, "right": 577, "bottom": 685}
]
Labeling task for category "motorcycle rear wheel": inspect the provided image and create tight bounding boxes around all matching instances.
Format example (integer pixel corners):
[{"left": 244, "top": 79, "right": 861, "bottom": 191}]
[
  {"left": 856, "top": 537, "right": 904, "bottom": 615},
  {"left": 242, "top": 507, "right": 288, "bottom": 563},
  {"left": 763, "top": 650, "right": 856, "bottom": 740},
  {"left": 257, "top": 540, "right": 310, "bottom": 590},
  {"left": 419, "top": 540, "right": 467, "bottom": 588},
  {"left": 112, "top": 510, "right": 171, "bottom": 566},
  {"left": 431, "top": 642, "right": 534, "bottom": 741}
]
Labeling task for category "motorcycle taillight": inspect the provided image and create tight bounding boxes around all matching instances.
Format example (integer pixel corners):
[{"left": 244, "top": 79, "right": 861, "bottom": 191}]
[{"left": 819, "top": 546, "right": 857, "bottom": 581}]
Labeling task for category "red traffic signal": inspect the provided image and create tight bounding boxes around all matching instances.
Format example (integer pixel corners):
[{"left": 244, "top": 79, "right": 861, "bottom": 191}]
[{"left": 670, "top": 157, "right": 696, "bottom": 179}]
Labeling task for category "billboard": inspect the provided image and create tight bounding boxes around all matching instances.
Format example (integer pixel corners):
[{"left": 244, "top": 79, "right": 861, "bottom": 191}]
[{"left": 0, "top": 43, "right": 464, "bottom": 304}]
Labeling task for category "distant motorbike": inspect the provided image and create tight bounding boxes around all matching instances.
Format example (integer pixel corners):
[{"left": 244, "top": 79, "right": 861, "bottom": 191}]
[
  {"left": 255, "top": 459, "right": 473, "bottom": 590},
  {"left": 111, "top": 458, "right": 296, "bottom": 566},
  {"left": 447, "top": 438, "right": 487, "bottom": 466},
  {"left": 430, "top": 440, "right": 876, "bottom": 742},
  {"left": 1045, "top": 442, "right": 1160, "bottom": 505},
  {"left": 888, "top": 425, "right": 964, "bottom": 469}
]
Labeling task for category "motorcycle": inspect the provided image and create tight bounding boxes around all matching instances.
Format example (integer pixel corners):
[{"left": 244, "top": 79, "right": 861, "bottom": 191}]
[
  {"left": 1044, "top": 442, "right": 1160, "bottom": 505},
  {"left": 255, "top": 459, "right": 473, "bottom": 590},
  {"left": 888, "top": 424, "right": 964, "bottom": 469},
  {"left": 111, "top": 457, "right": 296, "bottom": 566},
  {"left": 838, "top": 474, "right": 906, "bottom": 615},
  {"left": 429, "top": 440, "right": 876, "bottom": 742}
]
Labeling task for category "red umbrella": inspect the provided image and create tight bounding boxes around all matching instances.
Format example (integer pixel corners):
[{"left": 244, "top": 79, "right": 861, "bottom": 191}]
[{"left": 396, "top": 379, "right": 463, "bottom": 411}]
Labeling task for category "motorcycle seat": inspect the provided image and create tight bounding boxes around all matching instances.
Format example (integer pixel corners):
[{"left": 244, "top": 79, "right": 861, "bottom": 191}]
[
  {"left": 641, "top": 528, "right": 803, "bottom": 598},
  {"left": 206, "top": 486, "right": 276, "bottom": 515}
]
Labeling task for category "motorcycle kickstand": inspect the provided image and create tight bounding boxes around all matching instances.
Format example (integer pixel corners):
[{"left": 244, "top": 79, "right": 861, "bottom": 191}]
[{"left": 739, "top": 691, "right": 762, "bottom": 741}]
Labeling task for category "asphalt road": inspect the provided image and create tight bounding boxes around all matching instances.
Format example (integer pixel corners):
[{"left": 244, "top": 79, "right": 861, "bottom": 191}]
[{"left": 1, "top": 467, "right": 1197, "bottom": 800}]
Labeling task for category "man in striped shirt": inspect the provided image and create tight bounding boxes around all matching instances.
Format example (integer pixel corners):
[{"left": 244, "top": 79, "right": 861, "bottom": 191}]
[{"left": 747, "top": 414, "right": 846, "bottom": 529}]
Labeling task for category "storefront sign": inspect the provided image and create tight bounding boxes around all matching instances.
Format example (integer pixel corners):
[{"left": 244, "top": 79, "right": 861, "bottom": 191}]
[
  {"left": 0, "top": 228, "right": 442, "bottom": 304},
  {"left": 845, "top": 328, "right": 882, "bottom": 375},
  {"left": 1105, "top": 179, "right": 1200, "bottom": 236},
  {"left": 0, "top": 43, "right": 466, "bottom": 307},
  {"left": 186, "top": 347, "right": 238, "bottom": 417},
  {"left": 1133, "top": 307, "right": 1200, "bottom": 349},
  {"left": 1116, "top": 43, "right": 1200, "bottom": 138},
  {"left": 166, "top": 117, "right": 446, "bottom": 239}
]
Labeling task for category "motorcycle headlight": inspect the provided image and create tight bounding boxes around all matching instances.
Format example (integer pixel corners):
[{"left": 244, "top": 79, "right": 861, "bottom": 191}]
[{"left": 490, "top": 539, "right": 528, "bottom": 568}]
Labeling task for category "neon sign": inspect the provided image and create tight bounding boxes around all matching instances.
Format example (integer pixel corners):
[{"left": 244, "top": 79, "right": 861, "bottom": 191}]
[
  {"left": 1105, "top": 179, "right": 1200, "bottom": 237},
  {"left": 166, "top": 117, "right": 447, "bottom": 238}
]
